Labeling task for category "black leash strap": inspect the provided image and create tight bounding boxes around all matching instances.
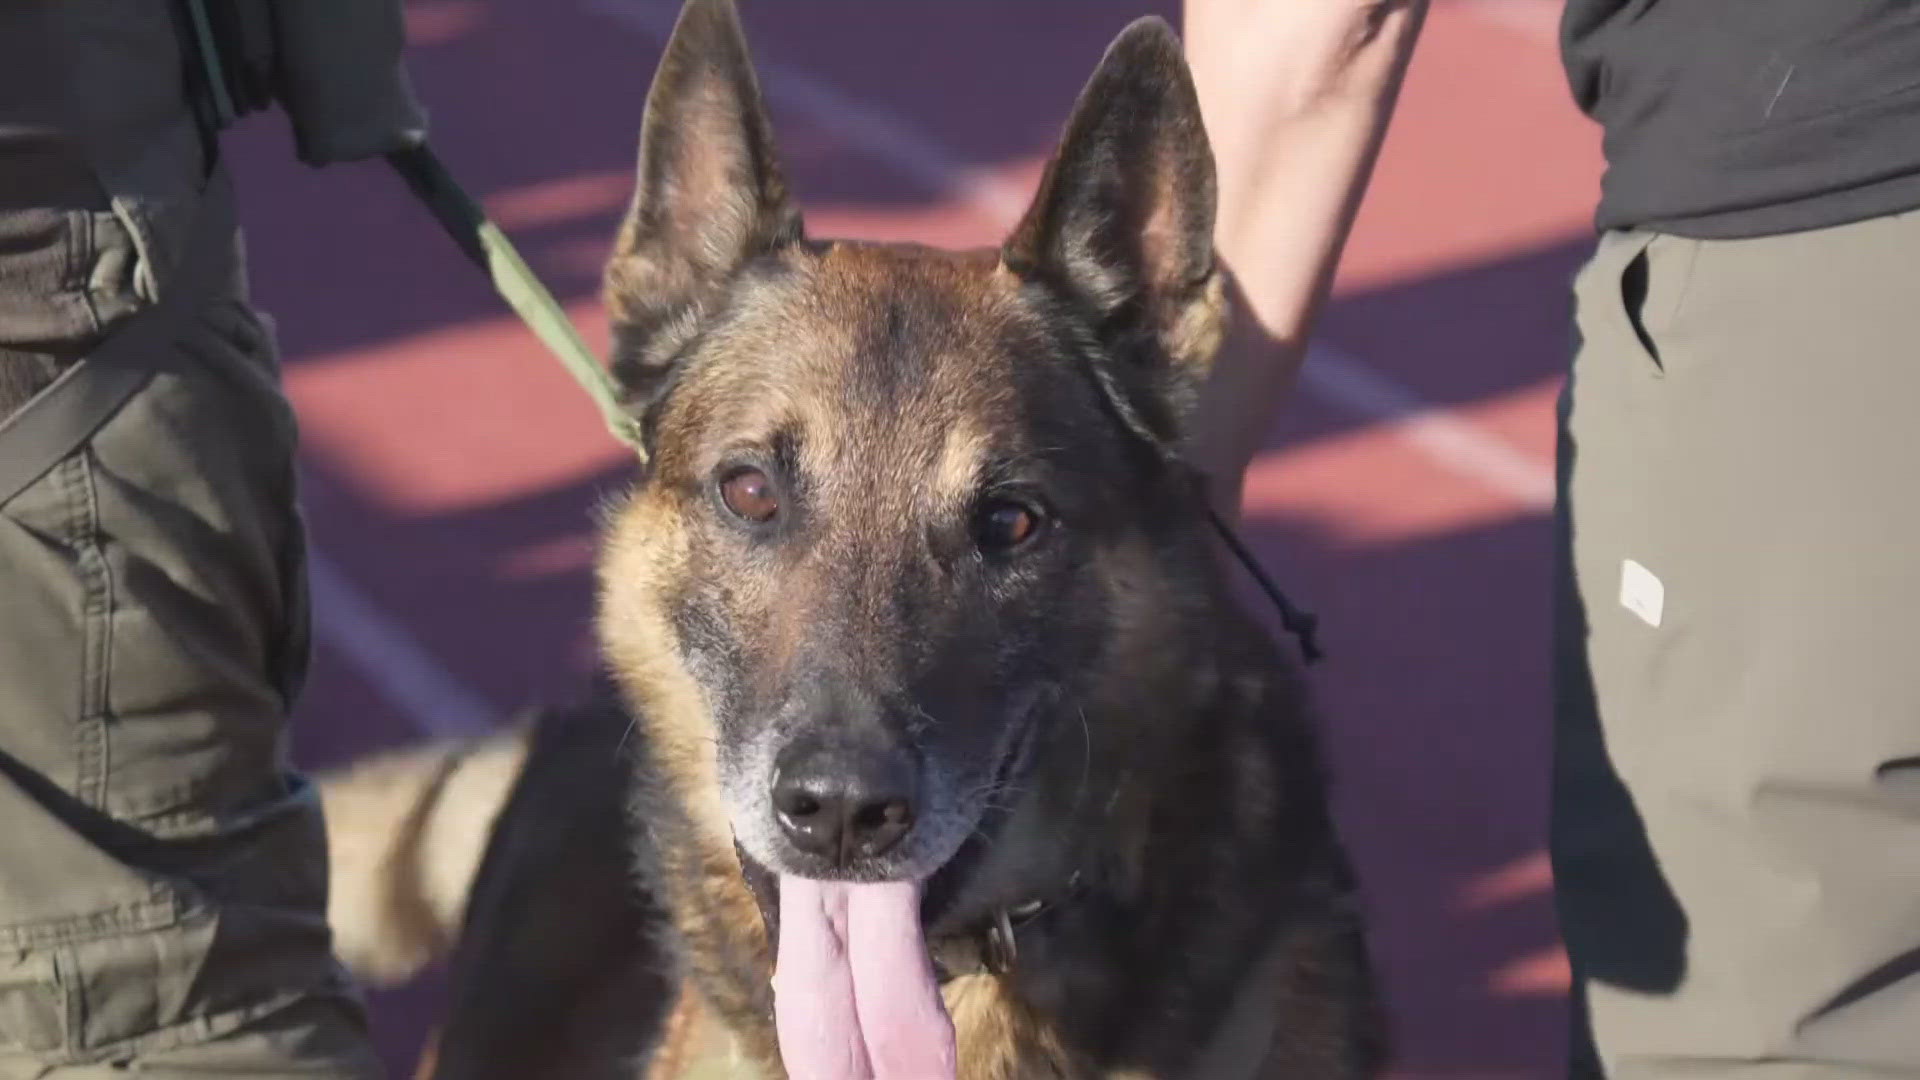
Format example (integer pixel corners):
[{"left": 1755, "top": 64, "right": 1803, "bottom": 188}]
[
  {"left": 1207, "top": 507, "right": 1323, "bottom": 663},
  {"left": 1173, "top": 462, "right": 1325, "bottom": 665}
]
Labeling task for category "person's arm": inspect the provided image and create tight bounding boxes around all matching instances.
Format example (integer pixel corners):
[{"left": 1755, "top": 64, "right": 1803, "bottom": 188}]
[{"left": 1185, "top": 0, "right": 1428, "bottom": 517}]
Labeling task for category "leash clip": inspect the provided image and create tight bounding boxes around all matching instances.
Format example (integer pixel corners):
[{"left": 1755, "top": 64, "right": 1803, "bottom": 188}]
[{"left": 984, "top": 909, "right": 1018, "bottom": 976}]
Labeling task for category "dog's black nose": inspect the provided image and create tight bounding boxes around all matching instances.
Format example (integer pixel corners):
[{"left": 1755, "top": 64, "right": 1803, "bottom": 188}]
[{"left": 772, "top": 739, "right": 916, "bottom": 865}]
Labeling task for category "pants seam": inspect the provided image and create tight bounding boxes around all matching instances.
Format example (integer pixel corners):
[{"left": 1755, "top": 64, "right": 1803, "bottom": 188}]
[{"left": 73, "top": 450, "right": 111, "bottom": 811}]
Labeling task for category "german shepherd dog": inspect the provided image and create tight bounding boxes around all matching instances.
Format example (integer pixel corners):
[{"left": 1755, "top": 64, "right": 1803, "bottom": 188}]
[{"left": 320, "top": 0, "right": 1386, "bottom": 1076}]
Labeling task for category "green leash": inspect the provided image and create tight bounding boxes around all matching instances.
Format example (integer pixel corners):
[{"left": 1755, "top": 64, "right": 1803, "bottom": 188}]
[{"left": 383, "top": 144, "right": 648, "bottom": 457}]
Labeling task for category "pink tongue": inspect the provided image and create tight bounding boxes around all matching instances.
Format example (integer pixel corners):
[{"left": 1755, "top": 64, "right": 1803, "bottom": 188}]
[{"left": 772, "top": 877, "right": 956, "bottom": 1080}]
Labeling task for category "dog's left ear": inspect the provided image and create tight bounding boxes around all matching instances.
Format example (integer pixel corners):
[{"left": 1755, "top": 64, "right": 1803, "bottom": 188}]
[
  {"left": 1001, "top": 16, "right": 1225, "bottom": 440},
  {"left": 603, "top": 0, "right": 802, "bottom": 414}
]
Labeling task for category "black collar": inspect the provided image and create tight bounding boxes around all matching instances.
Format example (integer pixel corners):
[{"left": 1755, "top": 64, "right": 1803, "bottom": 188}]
[
  {"left": 927, "top": 871, "right": 1084, "bottom": 982},
  {"left": 736, "top": 842, "right": 1085, "bottom": 984}
]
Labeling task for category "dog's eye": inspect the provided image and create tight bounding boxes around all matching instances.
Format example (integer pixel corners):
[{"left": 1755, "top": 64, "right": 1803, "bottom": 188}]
[
  {"left": 719, "top": 466, "right": 780, "bottom": 524},
  {"left": 974, "top": 499, "right": 1042, "bottom": 552}
]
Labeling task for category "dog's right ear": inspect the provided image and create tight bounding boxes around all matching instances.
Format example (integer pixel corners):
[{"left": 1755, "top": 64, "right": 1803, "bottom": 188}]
[
  {"left": 1000, "top": 18, "right": 1223, "bottom": 445},
  {"left": 602, "top": 0, "right": 802, "bottom": 411}
]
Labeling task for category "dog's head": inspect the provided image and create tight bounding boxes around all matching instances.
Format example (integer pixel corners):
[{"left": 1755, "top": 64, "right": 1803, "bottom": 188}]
[{"left": 597, "top": 0, "right": 1227, "bottom": 902}]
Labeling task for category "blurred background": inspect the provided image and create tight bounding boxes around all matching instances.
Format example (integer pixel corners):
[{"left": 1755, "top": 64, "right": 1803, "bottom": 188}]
[{"left": 222, "top": 0, "right": 1602, "bottom": 1073}]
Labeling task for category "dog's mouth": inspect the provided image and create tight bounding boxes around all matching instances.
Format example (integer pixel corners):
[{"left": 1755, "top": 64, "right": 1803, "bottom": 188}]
[{"left": 737, "top": 699, "right": 1050, "bottom": 1078}]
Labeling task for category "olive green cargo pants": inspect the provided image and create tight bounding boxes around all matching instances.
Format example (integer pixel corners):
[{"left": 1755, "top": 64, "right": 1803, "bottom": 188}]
[
  {"left": 0, "top": 170, "right": 380, "bottom": 1075},
  {"left": 1555, "top": 211, "right": 1920, "bottom": 1077}
]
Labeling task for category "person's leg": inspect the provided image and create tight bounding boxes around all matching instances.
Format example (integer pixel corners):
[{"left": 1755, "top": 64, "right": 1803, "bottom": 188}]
[
  {"left": 0, "top": 176, "right": 379, "bottom": 1075},
  {"left": 1554, "top": 211, "right": 1920, "bottom": 1078},
  {"left": 31, "top": 997, "right": 379, "bottom": 1080}
]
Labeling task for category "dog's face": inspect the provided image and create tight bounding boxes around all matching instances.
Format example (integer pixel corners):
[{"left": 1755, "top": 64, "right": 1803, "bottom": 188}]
[{"left": 596, "top": 0, "right": 1225, "bottom": 897}]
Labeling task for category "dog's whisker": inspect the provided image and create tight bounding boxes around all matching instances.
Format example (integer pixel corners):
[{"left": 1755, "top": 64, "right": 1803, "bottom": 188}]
[
  {"left": 1072, "top": 702, "right": 1094, "bottom": 817},
  {"left": 903, "top": 701, "right": 940, "bottom": 741}
]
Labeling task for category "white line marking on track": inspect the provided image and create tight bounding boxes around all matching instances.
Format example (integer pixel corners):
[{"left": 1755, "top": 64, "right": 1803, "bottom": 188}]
[
  {"left": 308, "top": 547, "right": 496, "bottom": 737},
  {"left": 1455, "top": 0, "right": 1562, "bottom": 45},
  {"left": 1297, "top": 347, "right": 1554, "bottom": 507},
  {"left": 585, "top": 0, "right": 1557, "bottom": 508},
  {"left": 581, "top": 0, "right": 1032, "bottom": 223}
]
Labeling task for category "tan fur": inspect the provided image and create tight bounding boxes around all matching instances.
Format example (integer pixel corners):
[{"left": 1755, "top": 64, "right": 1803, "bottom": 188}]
[
  {"left": 412, "top": 1033, "right": 442, "bottom": 1080},
  {"left": 596, "top": 492, "right": 733, "bottom": 854},
  {"left": 1167, "top": 268, "right": 1228, "bottom": 386},
  {"left": 643, "top": 990, "right": 697, "bottom": 1080},
  {"left": 932, "top": 419, "right": 993, "bottom": 515},
  {"left": 596, "top": 489, "right": 786, "bottom": 1074},
  {"left": 639, "top": 970, "right": 1084, "bottom": 1080},
  {"left": 646, "top": 988, "right": 754, "bottom": 1080},
  {"left": 663, "top": 849, "right": 784, "bottom": 1074},
  {"left": 320, "top": 726, "right": 531, "bottom": 984},
  {"left": 944, "top": 975, "right": 1083, "bottom": 1080}
]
